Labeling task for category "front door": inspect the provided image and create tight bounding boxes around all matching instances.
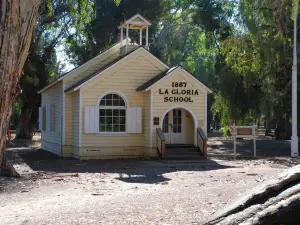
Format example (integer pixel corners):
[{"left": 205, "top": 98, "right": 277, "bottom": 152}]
[{"left": 162, "top": 109, "right": 186, "bottom": 144}]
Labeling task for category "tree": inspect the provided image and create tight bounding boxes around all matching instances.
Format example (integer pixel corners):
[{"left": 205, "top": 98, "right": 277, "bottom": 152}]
[
  {"left": 0, "top": 0, "right": 41, "bottom": 176},
  {"left": 15, "top": 0, "right": 93, "bottom": 140},
  {"left": 66, "top": 0, "right": 165, "bottom": 66}
]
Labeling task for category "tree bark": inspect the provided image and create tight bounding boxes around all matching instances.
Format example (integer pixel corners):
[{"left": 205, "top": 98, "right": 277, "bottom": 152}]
[{"left": 0, "top": 0, "right": 40, "bottom": 176}]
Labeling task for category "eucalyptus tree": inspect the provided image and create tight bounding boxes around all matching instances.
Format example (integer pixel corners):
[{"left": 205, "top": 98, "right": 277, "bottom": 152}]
[
  {"left": 216, "top": 0, "right": 296, "bottom": 138},
  {"left": 0, "top": 0, "right": 41, "bottom": 176}
]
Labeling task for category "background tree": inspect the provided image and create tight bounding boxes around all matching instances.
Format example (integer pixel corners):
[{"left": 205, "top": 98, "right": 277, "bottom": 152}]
[
  {"left": 15, "top": 0, "right": 93, "bottom": 139},
  {"left": 0, "top": 0, "right": 41, "bottom": 176},
  {"left": 67, "top": 0, "right": 165, "bottom": 66}
]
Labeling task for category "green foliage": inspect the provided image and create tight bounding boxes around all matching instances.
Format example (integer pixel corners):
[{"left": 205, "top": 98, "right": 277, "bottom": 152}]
[
  {"left": 16, "top": 0, "right": 94, "bottom": 139},
  {"left": 66, "top": 0, "right": 164, "bottom": 65}
]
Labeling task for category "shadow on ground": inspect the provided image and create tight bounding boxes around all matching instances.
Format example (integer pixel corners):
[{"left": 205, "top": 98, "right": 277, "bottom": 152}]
[{"left": 4, "top": 146, "right": 233, "bottom": 185}]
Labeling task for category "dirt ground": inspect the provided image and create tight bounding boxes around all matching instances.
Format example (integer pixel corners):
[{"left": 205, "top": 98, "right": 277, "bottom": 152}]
[{"left": 1, "top": 138, "right": 300, "bottom": 225}]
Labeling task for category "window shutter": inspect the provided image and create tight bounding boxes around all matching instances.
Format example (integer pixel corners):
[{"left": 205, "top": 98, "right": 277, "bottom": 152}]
[
  {"left": 127, "top": 107, "right": 142, "bottom": 133},
  {"left": 50, "top": 104, "right": 55, "bottom": 132},
  {"left": 39, "top": 107, "right": 43, "bottom": 131},
  {"left": 46, "top": 104, "right": 51, "bottom": 132},
  {"left": 84, "top": 106, "right": 98, "bottom": 133}
]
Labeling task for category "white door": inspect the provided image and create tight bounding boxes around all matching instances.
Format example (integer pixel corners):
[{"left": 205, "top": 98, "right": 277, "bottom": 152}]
[{"left": 162, "top": 109, "right": 186, "bottom": 144}]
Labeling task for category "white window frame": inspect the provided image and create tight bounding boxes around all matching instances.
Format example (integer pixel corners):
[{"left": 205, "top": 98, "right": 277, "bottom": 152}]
[{"left": 97, "top": 91, "right": 129, "bottom": 135}]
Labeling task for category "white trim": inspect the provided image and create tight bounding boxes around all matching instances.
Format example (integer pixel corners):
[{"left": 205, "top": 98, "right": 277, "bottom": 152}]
[
  {"left": 205, "top": 93, "right": 207, "bottom": 135},
  {"left": 144, "top": 66, "right": 212, "bottom": 93},
  {"left": 96, "top": 133, "right": 128, "bottom": 136},
  {"left": 96, "top": 90, "right": 130, "bottom": 107},
  {"left": 38, "top": 79, "right": 62, "bottom": 94},
  {"left": 140, "top": 29, "right": 142, "bottom": 45},
  {"left": 62, "top": 84, "right": 66, "bottom": 145},
  {"left": 71, "top": 48, "right": 169, "bottom": 92},
  {"left": 160, "top": 105, "right": 198, "bottom": 146},
  {"left": 97, "top": 91, "right": 129, "bottom": 134},
  {"left": 149, "top": 92, "right": 153, "bottom": 148},
  {"left": 79, "top": 91, "right": 82, "bottom": 147}
]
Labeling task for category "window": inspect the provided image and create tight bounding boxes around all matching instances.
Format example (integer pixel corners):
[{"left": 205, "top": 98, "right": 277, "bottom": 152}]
[
  {"left": 172, "top": 109, "right": 182, "bottom": 133},
  {"left": 99, "top": 93, "right": 126, "bottom": 133}
]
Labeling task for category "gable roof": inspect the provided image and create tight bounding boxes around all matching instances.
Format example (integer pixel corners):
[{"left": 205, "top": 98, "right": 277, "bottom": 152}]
[
  {"left": 64, "top": 46, "right": 170, "bottom": 93},
  {"left": 136, "top": 66, "right": 213, "bottom": 93},
  {"left": 118, "top": 14, "right": 152, "bottom": 29}
]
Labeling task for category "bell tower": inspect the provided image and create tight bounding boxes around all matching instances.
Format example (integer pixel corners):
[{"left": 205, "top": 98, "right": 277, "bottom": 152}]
[{"left": 118, "top": 14, "right": 152, "bottom": 52}]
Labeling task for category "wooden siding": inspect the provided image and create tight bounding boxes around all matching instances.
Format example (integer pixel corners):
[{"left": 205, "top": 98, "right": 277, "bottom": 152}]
[
  {"left": 41, "top": 81, "right": 62, "bottom": 155},
  {"left": 80, "top": 52, "right": 165, "bottom": 148},
  {"left": 72, "top": 91, "right": 80, "bottom": 147},
  {"left": 151, "top": 70, "right": 205, "bottom": 147},
  {"left": 143, "top": 92, "right": 150, "bottom": 147}
]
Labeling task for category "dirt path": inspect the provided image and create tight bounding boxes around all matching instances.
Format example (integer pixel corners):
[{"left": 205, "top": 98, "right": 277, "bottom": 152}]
[{"left": 1, "top": 147, "right": 296, "bottom": 225}]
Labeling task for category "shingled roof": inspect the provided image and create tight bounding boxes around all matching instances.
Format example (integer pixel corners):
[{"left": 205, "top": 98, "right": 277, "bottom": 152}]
[
  {"left": 38, "top": 40, "right": 128, "bottom": 94},
  {"left": 64, "top": 47, "right": 142, "bottom": 92}
]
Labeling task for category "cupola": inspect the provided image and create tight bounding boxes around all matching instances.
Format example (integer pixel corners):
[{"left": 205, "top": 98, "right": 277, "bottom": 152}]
[{"left": 118, "top": 14, "right": 151, "bottom": 52}]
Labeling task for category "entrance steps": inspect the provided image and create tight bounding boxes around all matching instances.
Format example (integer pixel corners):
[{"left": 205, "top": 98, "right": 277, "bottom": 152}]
[{"left": 163, "top": 144, "right": 206, "bottom": 160}]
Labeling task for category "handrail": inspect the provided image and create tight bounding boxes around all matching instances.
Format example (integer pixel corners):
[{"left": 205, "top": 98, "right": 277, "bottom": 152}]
[
  {"left": 156, "top": 128, "right": 166, "bottom": 157},
  {"left": 197, "top": 127, "right": 208, "bottom": 156}
]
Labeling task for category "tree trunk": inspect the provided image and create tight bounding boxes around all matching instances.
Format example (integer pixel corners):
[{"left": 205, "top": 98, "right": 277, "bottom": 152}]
[
  {"left": 15, "top": 97, "right": 39, "bottom": 140},
  {"left": 265, "top": 119, "right": 271, "bottom": 136},
  {"left": 0, "top": 0, "right": 40, "bottom": 176},
  {"left": 15, "top": 106, "right": 34, "bottom": 139}
]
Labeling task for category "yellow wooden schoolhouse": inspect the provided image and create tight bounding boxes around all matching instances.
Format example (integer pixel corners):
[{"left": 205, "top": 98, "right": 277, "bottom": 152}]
[{"left": 38, "top": 14, "right": 212, "bottom": 160}]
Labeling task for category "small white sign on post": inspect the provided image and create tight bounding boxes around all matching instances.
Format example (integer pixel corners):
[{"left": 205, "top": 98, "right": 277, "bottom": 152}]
[{"left": 231, "top": 124, "right": 257, "bottom": 159}]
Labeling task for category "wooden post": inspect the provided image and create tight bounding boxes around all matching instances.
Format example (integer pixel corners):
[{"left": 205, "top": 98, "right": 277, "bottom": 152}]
[
  {"left": 253, "top": 126, "right": 256, "bottom": 157},
  {"left": 162, "top": 140, "right": 166, "bottom": 156},
  {"left": 120, "top": 27, "right": 123, "bottom": 46},
  {"left": 233, "top": 123, "right": 236, "bottom": 160},
  {"left": 146, "top": 27, "right": 149, "bottom": 46},
  {"left": 126, "top": 24, "right": 129, "bottom": 52},
  {"left": 140, "top": 29, "right": 142, "bottom": 45}
]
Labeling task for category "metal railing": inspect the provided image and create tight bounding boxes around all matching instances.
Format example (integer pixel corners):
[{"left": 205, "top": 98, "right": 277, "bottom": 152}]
[
  {"left": 156, "top": 128, "right": 166, "bottom": 157},
  {"left": 197, "top": 127, "right": 207, "bottom": 156}
]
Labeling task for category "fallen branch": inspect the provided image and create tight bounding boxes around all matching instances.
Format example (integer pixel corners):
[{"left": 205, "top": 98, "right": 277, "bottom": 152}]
[{"left": 202, "top": 165, "right": 300, "bottom": 225}]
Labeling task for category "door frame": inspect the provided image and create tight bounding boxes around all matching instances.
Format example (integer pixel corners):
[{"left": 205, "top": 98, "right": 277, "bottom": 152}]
[{"left": 160, "top": 106, "right": 198, "bottom": 146}]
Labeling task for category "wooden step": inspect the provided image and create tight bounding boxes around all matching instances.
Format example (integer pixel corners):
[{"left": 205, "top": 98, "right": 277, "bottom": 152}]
[
  {"left": 163, "top": 154, "right": 206, "bottom": 160},
  {"left": 164, "top": 146, "right": 204, "bottom": 159},
  {"left": 166, "top": 144, "right": 195, "bottom": 149}
]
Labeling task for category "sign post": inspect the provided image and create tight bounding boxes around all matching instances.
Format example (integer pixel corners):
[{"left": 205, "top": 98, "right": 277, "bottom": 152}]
[{"left": 231, "top": 124, "right": 257, "bottom": 159}]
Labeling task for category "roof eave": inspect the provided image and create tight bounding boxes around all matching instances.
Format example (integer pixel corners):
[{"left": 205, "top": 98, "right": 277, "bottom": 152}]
[{"left": 37, "top": 78, "right": 63, "bottom": 94}]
